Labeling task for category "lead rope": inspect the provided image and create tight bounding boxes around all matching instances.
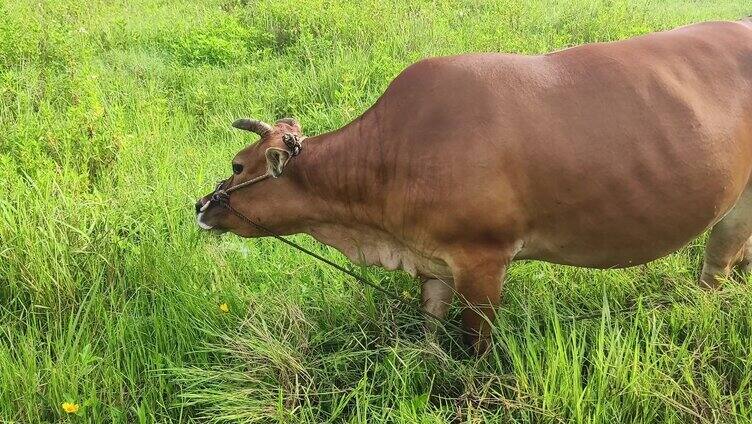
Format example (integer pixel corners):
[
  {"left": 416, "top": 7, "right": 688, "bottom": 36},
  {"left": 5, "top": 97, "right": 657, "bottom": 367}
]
[{"left": 217, "top": 199, "right": 471, "bottom": 337}]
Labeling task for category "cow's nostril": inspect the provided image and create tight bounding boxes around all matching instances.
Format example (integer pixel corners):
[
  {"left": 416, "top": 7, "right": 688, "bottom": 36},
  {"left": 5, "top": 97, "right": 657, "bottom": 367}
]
[{"left": 195, "top": 201, "right": 203, "bottom": 214}]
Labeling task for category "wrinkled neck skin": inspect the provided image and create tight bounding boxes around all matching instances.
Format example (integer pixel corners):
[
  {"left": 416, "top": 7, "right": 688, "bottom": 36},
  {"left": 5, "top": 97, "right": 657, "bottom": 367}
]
[
  {"left": 287, "top": 117, "right": 388, "bottom": 231},
  {"left": 263, "top": 117, "right": 419, "bottom": 271}
]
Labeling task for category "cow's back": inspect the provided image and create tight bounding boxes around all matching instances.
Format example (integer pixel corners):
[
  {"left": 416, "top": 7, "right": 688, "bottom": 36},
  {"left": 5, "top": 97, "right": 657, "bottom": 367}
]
[
  {"left": 510, "top": 21, "right": 752, "bottom": 267},
  {"left": 367, "top": 21, "right": 752, "bottom": 268}
]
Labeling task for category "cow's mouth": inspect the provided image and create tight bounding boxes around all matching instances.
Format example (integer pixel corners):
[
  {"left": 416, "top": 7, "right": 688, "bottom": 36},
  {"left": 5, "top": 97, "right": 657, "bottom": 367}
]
[
  {"left": 196, "top": 212, "right": 214, "bottom": 230},
  {"left": 196, "top": 212, "right": 228, "bottom": 235}
]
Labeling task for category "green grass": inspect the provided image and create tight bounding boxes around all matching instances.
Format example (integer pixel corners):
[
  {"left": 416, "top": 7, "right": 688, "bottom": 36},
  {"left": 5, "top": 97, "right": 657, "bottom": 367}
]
[{"left": 2, "top": 0, "right": 752, "bottom": 422}]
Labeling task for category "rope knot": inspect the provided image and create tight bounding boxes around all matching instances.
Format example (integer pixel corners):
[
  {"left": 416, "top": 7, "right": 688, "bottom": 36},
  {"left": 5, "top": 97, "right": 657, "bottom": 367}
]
[
  {"left": 282, "top": 133, "right": 303, "bottom": 156},
  {"left": 210, "top": 190, "right": 230, "bottom": 206}
]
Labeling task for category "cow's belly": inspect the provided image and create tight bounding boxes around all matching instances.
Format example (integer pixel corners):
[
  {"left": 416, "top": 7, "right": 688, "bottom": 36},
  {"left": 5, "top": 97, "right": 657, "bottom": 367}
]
[
  {"left": 520, "top": 214, "right": 719, "bottom": 269},
  {"left": 517, "top": 156, "right": 750, "bottom": 268}
]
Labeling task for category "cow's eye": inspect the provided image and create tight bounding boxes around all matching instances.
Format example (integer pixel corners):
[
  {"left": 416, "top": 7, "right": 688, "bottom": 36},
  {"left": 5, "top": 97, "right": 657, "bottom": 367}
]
[{"left": 232, "top": 163, "right": 243, "bottom": 174}]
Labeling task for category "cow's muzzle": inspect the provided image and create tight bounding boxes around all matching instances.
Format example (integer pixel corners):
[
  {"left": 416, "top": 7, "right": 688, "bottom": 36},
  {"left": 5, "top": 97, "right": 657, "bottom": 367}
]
[{"left": 195, "top": 180, "right": 230, "bottom": 230}]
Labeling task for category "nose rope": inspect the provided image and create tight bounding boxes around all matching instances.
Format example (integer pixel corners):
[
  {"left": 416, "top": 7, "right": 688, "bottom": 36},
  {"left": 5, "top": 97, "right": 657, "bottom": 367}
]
[
  {"left": 200, "top": 154, "right": 290, "bottom": 213},
  {"left": 202, "top": 133, "right": 302, "bottom": 210}
]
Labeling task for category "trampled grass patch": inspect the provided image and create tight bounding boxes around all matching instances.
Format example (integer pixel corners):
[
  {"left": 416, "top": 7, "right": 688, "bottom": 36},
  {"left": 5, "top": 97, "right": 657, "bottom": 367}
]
[{"left": 1, "top": 0, "right": 751, "bottom": 422}]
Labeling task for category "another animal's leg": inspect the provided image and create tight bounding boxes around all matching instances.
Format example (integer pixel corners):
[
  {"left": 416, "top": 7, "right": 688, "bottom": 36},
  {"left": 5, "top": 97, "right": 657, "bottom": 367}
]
[
  {"left": 451, "top": 254, "right": 509, "bottom": 354},
  {"left": 736, "top": 236, "right": 752, "bottom": 274},
  {"left": 700, "top": 187, "right": 752, "bottom": 288},
  {"left": 421, "top": 278, "right": 454, "bottom": 332}
]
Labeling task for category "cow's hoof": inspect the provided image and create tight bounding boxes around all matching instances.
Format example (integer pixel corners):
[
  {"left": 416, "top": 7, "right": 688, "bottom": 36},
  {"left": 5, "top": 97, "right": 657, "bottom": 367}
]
[
  {"left": 463, "top": 334, "right": 491, "bottom": 356},
  {"left": 698, "top": 276, "right": 722, "bottom": 290}
]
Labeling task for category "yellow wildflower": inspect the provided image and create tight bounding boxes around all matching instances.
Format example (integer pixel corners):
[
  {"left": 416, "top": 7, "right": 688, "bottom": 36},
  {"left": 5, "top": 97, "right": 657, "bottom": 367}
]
[
  {"left": 219, "top": 303, "right": 229, "bottom": 313},
  {"left": 61, "top": 402, "right": 79, "bottom": 414}
]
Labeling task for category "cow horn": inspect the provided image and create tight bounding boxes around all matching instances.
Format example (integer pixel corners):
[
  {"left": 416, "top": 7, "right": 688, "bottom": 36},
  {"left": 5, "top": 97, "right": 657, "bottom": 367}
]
[{"left": 232, "top": 118, "right": 272, "bottom": 136}]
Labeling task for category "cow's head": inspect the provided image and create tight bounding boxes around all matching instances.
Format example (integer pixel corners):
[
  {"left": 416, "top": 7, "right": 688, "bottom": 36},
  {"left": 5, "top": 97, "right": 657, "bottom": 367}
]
[{"left": 195, "top": 117, "right": 307, "bottom": 237}]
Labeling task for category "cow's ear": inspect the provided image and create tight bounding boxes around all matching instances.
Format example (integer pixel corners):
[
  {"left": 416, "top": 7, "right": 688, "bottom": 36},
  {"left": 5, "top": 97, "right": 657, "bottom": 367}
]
[{"left": 265, "top": 147, "right": 290, "bottom": 177}]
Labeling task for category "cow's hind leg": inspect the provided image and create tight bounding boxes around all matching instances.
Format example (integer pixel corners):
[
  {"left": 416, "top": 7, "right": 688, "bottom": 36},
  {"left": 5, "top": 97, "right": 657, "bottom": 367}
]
[{"left": 700, "top": 187, "right": 752, "bottom": 288}]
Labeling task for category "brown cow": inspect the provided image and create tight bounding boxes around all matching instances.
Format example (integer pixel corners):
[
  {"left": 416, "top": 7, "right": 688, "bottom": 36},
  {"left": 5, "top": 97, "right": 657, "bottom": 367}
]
[{"left": 196, "top": 20, "right": 752, "bottom": 352}]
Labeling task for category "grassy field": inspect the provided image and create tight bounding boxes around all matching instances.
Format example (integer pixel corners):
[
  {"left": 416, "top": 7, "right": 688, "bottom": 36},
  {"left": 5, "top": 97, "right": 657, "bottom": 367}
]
[{"left": 2, "top": 0, "right": 752, "bottom": 422}]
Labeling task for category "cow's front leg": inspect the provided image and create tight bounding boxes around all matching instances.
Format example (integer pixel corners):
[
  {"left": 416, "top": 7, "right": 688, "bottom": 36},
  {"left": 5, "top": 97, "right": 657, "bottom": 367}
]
[
  {"left": 451, "top": 253, "right": 509, "bottom": 354},
  {"left": 421, "top": 278, "right": 454, "bottom": 332}
]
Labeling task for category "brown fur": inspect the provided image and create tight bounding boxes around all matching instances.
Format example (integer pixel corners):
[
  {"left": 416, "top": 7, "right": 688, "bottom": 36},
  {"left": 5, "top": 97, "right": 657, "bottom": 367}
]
[{"left": 198, "top": 21, "right": 752, "bottom": 352}]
